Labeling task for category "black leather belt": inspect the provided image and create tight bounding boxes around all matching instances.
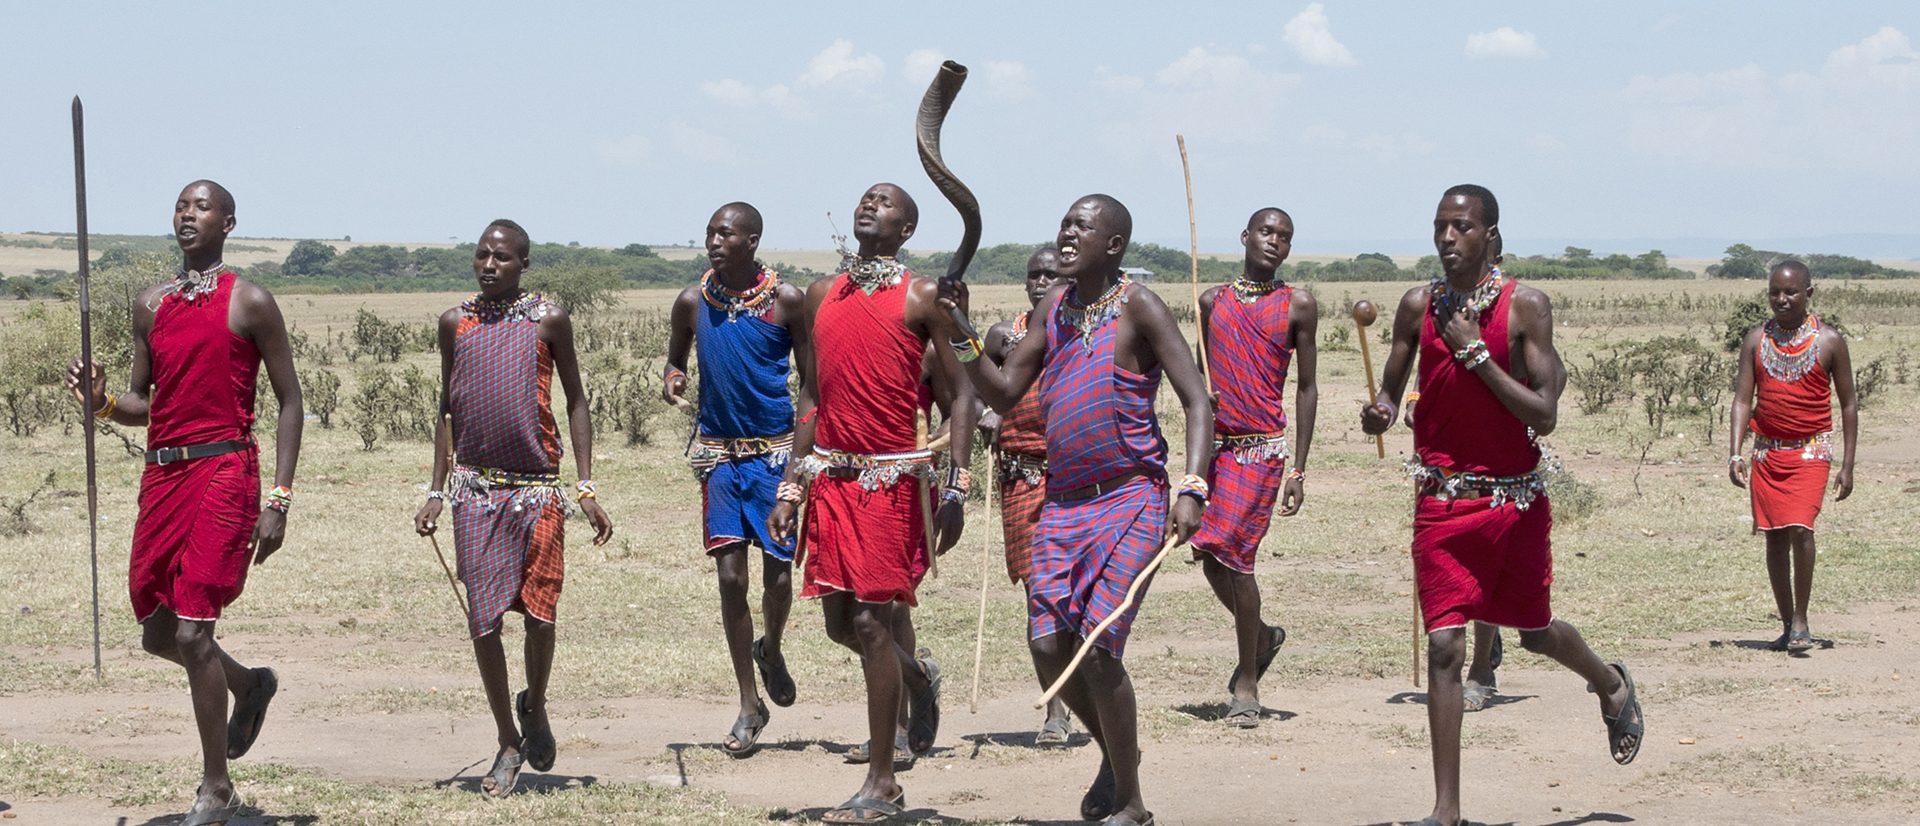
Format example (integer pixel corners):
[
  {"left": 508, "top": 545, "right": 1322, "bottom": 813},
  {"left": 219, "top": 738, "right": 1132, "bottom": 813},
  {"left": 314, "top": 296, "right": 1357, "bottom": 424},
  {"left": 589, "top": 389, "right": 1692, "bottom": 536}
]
[
  {"left": 145, "top": 439, "right": 251, "bottom": 466},
  {"left": 1046, "top": 469, "right": 1154, "bottom": 503}
]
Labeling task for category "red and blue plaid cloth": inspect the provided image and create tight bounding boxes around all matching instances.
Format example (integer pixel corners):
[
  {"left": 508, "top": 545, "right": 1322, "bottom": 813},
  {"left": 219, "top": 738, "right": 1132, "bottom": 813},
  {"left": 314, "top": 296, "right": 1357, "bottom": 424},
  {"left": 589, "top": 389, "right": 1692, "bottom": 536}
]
[{"left": 1028, "top": 475, "right": 1167, "bottom": 657}]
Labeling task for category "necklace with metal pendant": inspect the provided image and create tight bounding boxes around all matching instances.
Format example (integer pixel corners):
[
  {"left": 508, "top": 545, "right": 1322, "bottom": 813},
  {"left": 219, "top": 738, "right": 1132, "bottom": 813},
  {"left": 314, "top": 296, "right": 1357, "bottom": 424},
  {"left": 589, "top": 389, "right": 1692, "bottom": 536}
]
[
  {"left": 1230, "top": 277, "right": 1281, "bottom": 305},
  {"left": 1062, "top": 275, "right": 1131, "bottom": 350},
  {"left": 841, "top": 256, "right": 906, "bottom": 295},
  {"left": 1429, "top": 266, "right": 1504, "bottom": 318},
  {"left": 1760, "top": 314, "right": 1820, "bottom": 382},
  {"left": 702, "top": 266, "right": 780, "bottom": 322},
  {"left": 156, "top": 262, "right": 225, "bottom": 308},
  {"left": 464, "top": 289, "right": 547, "bottom": 322}
]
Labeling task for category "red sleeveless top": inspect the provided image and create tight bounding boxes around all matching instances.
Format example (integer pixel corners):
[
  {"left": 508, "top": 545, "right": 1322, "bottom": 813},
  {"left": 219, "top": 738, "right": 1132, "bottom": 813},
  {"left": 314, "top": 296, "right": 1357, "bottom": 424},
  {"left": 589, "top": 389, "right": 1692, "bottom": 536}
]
[
  {"left": 1209, "top": 285, "right": 1293, "bottom": 435},
  {"left": 813, "top": 274, "right": 931, "bottom": 453},
  {"left": 1752, "top": 353, "right": 1832, "bottom": 441},
  {"left": 996, "top": 312, "right": 1047, "bottom": 457},
  {"left": 146, "top": 272, "right": 259, "bottom": 448},
  {"left": 1412, "top": 279, "right": 1539, "bottom": 476}
]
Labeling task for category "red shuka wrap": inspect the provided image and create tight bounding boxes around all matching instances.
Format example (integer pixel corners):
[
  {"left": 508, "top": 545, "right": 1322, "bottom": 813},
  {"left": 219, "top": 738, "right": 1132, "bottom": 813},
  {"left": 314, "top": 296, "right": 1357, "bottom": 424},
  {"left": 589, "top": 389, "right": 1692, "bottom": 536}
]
[
  {"left": 1749, "top": 349, "right": 1833, "bottom": 532},
  {"left": 997, "top": 313, "right": 1048, "bottom": 583},
  {"left": 1410, "top": 279, "right": 1554, "bottom": 632},
  {"left": 800, "top": 273, "right": 932, "bottom": 605},
  {"left": 130, "top": 273, "right": 262, "bottom": 623},
  {"left": 1192, "top": 285, "right": 1294, "bottom": 573}
]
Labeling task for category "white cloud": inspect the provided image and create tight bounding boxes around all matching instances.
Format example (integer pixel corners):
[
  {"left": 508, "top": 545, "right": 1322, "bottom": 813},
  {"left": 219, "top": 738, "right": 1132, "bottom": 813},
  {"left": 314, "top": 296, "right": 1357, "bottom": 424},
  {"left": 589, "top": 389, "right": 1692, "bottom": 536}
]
[
  {"left": 1466, "top": 27, "right": 1545, "bottom": 59},
  {"left": 1622, "top": 27, "right": 1920, "bottom": 170},
  {"left": 1102, "top": 47, "right": 1301, "bottom": 157},
  {"left": 1283, "top": 4, "right": 1358, "bottom": 67},
  {"left": 798, "top": 39, "right": 885, "bottom": 88},
  {"left": 983, "top": 60, "right": 1036, "bottom": 99},
  {"left": 699, "top": 79, "right": 757, "bottom": 107},
  {"left": 904, "top": 49, "right": 945, "bottom": 86},
  {"left": 595, "top": 134, "right": 651, "bottom": 166},
  {"left": 758, "top": 84, "right": 811, "bottom": 120},
  {"left": 1096, "top": 67, "right": 1145, "bottom": 94},
  {"left": 670, "top": 122, "right": 734, "bottom": 164}
]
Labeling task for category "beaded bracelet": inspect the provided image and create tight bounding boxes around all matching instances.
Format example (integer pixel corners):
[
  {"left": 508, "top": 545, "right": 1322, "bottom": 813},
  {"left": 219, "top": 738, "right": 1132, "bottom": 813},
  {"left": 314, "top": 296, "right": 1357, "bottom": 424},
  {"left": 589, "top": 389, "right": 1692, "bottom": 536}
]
[
  {"left": 1176, "top": 473, "right": 1210, "bottom": 502},
  {"left": 265, "top": 486, "right": 293, "bottom": 514},
  {"left": 1287, "top": 468, "right": 1306, "bottom": 483},
  {"left": 1453, "top": 339, "right": 1490, "bottom": 368},
  {"left": 426, "top": 490, "right": 447, "bottom": 501},
  {"left": 946, "top": 465, "right": 972, "bottom": 495},
  {"left": 94, "top": 393, "right": 116, "bottom": 419},
  {"left": 941, "top": 487, "right": 965, "bottom": 506},
  {"left": 950, "top": 335, "right": 983, "bottom": 363},
  {"left": 1404, "top": 391, "right": 1421, "bottom": 404},
  {"left": 776, "top": 480, "right": 806, "bottom": 503},
  {"left": 576, "top": 480, "right": 597, "bottom": 501},
  {"left": 1461, "top": 348, "right": 1492, "bottom": 371}
]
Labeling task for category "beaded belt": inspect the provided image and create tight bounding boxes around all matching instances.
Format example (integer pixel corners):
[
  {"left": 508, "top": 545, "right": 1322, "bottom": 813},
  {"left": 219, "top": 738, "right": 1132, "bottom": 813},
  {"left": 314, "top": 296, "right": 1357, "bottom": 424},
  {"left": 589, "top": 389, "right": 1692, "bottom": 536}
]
[
  {"left": 797, "top": 445, "right": 934, "bottom": 490},
  {"left": 1215, "top": 431, "right": 1289, "bottom": 465},
  {"left": 689, "top": 432, "right": 795, "bottom": 479},
  {"left": 448, "top": 464, "right": 567, "bottom": 513},
  {"left": 998, "top": 450, "right": 1048, "bottom": 487},
  {"left": 1754, "top": 431, "right": 1833, "bottom": 463},
  {"left": 1405, "top": 455, "right": 1559, "bottom": 511}
]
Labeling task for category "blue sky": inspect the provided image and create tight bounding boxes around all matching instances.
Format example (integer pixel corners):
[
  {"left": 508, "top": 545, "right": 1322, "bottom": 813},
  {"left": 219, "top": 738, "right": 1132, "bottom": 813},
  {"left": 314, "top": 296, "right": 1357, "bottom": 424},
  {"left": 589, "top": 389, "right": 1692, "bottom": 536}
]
[{"left": 4, "top": 1, "right": 1917, "bottom": 256}]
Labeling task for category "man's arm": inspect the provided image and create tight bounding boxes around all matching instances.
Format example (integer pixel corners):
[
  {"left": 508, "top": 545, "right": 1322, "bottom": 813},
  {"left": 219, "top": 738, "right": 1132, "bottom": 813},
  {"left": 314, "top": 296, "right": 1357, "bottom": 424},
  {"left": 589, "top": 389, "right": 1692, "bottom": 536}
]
[
  {"left": 544, "top": 308, "right": 614, "bottom": 546},
  {"left": 976, "top": 319, "right": 1014, "bottom": 434},
  {"left": 1279, "top": 289, "right": 1318, "bottom": 516},
  {"left": 1197, "top": 285, "right": 1219, "bottom": 380},
  {"left": 1129, "top": 287, "right": 1212, "bottom": 544},
  {"left": 1438, "top": 286, "right": 1564, "bottom": 436},
  {"left": 768, "top": 278, "right": 829, "bottom": 544},
  {"left": 1825, "top": 326, "right": 1857, "bottom": 500},
  {"left": 1727, "top": 328, "right": 1761, "bottom": 488},
  {"left": 662, "top": 286, "right": 699, "bottom": 403},
  {"left": 909, "top": 277, "right": 973, "bottom": 555},
  {"left": 237, "top": 281, "right": 304, "bottom": 564},
  {"left": 1361, "top": 285, "right": 1427, "bottom": 434},
  {"left": 416, "top": 310, "right": 460, "bottom": 536},
  {"left": 953, "top": 283, "right": 1058, "bottom": 414},
  {"left": 69, "top": 286, "right": 163, "bottom": 425}
]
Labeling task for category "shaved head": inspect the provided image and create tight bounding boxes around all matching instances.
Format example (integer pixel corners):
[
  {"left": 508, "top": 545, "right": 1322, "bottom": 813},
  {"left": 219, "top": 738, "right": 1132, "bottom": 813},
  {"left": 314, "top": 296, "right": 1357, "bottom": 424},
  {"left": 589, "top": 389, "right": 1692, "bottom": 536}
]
[
  {"left": 1079, "top": 194, "right": 1132, "bottom": 243},
  {"left": 183, "top": 179, "right": 235, "bottom": 217},
  {"left": 484, "top": 218, "right": 532, "bottom": 264},
  {"left": 873, "top": 183, "right": 919, "bottom": 227},
  {"left": 715, "top": 201, "right": 764, "bottom": 236},
  {"left": 1248, "top": 206, "right": 1291, "bottom": 229},
  {"left": 1771, "top": 259, "right": 1812, "bottom": 288}
]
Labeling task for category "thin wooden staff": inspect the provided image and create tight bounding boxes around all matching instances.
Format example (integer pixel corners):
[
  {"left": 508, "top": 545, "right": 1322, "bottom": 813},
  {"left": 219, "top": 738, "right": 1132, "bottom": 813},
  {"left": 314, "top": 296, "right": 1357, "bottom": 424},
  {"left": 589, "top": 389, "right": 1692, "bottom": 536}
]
[
  {"left": 1035, "top": 535, "right": 1178, "bottom": 709},
  {"left": 427, "top": 413, "right": 469, "bottom": 617},
  {"left": 1353, "top": 300, "right": 1384, "bottom": 459},
  {"left": 1412, "top": 572, "right": 1424, "bottom": 688},
  {"left": 968, "top": 450, "right": 999, "bottom": 713},
  {"left": 1176, "top": 135, "right": 1211, "bottom": 393},
  {"left": 916, "top": 409, "right": 938, "bottom": 578},
  {"left": 72, "top": 96, "right": 101, "bottom": 680}
]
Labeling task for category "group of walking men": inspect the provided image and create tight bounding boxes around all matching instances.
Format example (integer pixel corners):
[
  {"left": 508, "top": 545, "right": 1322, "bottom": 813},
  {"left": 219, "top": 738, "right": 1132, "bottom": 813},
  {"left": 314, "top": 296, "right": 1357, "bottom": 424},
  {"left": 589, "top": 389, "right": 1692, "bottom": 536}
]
[{"left": 67, "top": 177, "right": 1857, "bottom": 826}]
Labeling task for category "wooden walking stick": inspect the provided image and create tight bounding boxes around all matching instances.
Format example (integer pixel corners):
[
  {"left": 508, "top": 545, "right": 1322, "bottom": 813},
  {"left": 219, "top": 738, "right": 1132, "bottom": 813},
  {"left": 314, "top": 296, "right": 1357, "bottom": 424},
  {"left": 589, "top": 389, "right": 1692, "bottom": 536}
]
[
  {"left": 427, "top": 413, "right": 469, "bottom": 617},
  {"left": 1353, "top": 300, "right": 1385, "bottom": 459},
  {"left": 1035, "top": 535, "right": 1179, "bottom": 709},
  {"left": 968, "top": 450, "right": 999, "bottom": 713},
  {"left": 72, "top": 97, "right": 101, "bottom": 681},
  {"left": 916, "top": 409, "right": 938, "bottom": 578},
  {"left": 1176, "top": 135, "right": 1212, "bottom": 390}
]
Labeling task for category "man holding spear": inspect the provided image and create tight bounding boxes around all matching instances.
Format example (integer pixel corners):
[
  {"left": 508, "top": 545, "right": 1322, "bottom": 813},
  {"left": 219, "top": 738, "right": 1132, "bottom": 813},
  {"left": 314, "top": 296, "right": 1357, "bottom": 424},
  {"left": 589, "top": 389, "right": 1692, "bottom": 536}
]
[
  {"left": 67, "top": 180, "right": 304, "bottom": 825},
  {"left": 1360, "top": 185, "right": 1642, "bottom": 826},
  {"left": 944, "top": 194, "right": 1212, "bottom": 826}
]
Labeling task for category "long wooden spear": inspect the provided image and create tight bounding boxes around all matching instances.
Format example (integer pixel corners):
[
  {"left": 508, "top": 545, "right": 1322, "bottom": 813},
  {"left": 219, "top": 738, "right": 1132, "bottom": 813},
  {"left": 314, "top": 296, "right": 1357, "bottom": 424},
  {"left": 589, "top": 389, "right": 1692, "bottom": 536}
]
[
  {"left": 72, "top": 97, "right": 102, "bottom": 681},
  {"left": 1176, "top": 135, "right": 1210, "bottom": 393}
]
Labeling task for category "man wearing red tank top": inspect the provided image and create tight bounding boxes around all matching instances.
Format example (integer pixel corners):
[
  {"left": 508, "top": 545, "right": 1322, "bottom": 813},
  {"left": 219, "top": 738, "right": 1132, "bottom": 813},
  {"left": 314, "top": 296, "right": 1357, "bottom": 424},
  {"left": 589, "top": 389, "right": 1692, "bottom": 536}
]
[
  {"left": 1728, "top": 260, "right": 1858, "bottom": 654},
  {"left": 767, "top": 183, "right": 972, "bottom": 824},
  {"left": 68, "top": 180, "right": 304, "bottom": 825},
  {"left": 1361, "top": 185, "right": 1642, "bottom": 826}
]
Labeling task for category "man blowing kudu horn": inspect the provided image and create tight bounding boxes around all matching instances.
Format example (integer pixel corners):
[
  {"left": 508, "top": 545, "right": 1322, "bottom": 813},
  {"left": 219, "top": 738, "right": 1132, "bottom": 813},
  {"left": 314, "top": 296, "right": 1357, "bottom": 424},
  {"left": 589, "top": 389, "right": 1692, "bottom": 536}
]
[
  {"left": 767, "top": 182, "right": 973, "bottom": 824},
  {"left": 664, "top": 202, "right": 810, "bottom": 753},
  {"left": 68, "top": 180, "right": 304, "bottom": 826},
  {"left": 1360, "top": 185, "right": 1643, "bottom": 826},
  {"left": 943, "top": 194, "right": 1214, "bottom": 826}
]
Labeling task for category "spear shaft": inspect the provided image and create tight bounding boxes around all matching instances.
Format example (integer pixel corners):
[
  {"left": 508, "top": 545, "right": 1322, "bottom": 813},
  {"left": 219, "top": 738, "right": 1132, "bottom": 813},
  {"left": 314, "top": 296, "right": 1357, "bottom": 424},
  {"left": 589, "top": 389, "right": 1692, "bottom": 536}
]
[{"left": 72, "top": 96, "right": 101, "bottom": 681}]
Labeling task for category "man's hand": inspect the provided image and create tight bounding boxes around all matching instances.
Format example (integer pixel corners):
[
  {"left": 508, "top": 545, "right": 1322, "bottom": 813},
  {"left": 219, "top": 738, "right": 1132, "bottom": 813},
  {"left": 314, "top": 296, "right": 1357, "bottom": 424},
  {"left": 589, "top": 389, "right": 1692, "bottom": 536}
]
[
  {"left": 662, "top": 369, "right": 689, "bottom": 405},
  {"left": 977, "top": 409, "right": 1002, "bottom": 434},
  {"left": 1728, "top": 457, "right": 1748, "bottom": 489},
  {"left": 933, "top": 498, "right": 965, "bottom": 556},
  {"left": 1166, "top": 494, "right": 1204, "bottom": 546},
  {"left": 1360, "top": 401, "right": 1395, "bottom": 436},
  {"left": 65, "top": 357, "right": 106, "bottom": 413},
  {"left": 1439, "top": 305, "right": 1484, "bottom": 355},
  {"left": 935, "top": 279, "right": 971, "bottom": 316},
  {"left": 1833, "top": 464, "right": 1854, "bottom": 501},
  {"left": 581, "top": 497, "right": 614, "bottom": 545},
  {"left": 251, "top": 509, "right": 287, "bottom": 565},
  {"left": 1277, "top": 476, "right": 1305, "bottom": 517},
  {"left": 415, "top": 498, "right": 443, "bottom": 536},
  {"left": 768, "top": 500, "right": 798, "bottom": 544}
]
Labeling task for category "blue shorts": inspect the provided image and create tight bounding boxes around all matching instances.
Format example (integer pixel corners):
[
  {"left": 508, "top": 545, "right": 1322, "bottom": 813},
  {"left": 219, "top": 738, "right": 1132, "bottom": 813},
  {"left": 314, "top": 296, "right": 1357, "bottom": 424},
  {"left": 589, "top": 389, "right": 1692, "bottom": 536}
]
[{"left": 702, "top": 457, "right": 794, "bottom": 561}]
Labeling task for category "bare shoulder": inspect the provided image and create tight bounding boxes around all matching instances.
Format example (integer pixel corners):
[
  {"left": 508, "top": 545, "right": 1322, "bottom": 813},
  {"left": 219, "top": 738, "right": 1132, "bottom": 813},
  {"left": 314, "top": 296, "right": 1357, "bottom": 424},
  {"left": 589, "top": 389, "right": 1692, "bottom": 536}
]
[
  {"left": 437, "top": 305, "right": 465, "bottom": 328},
  {"left": 1396, "top": 284, "right": 1428, "bottom": 311},
  {"left": 1289, "top": 286, "right": 1319, "bottom": 313},
  {"left": 228, "top": 277, "right": 281, "bottom": 313},
  {"left": 536, "top": 301, "right": 573, "bottom": 335},
  {"left": 1199, "top": 284, "right": 1223, "bottom": 307},
  {"left": 773, "top": 278, "right": 806, "bottom": 305},
  {"left": 1816, "top": 321, "right": 1849, "bottom": 352},
  {"left": 673, "top": 283, "right": 703, "bottom": 309},
  {"left": 1122, "top": 280, "right": 1171, "bottom": 314},
  {"left": 1509, "top": 284, "right": 1555, "bottom": 322}
]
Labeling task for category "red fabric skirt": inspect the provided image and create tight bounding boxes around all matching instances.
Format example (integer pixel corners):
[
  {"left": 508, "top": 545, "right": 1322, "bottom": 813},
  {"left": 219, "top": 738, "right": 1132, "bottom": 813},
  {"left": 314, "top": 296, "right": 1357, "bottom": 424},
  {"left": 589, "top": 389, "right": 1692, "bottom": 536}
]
[
  {"left": 1028, "top": 475, "right": 1168, "bottom": 658},
  {"left": 800, "top": 475, "right": 927, "bottom": 605},
  {"left": 130, "top": 450, "right": 260, "bottom": 623},
  {"left": 1001, "top": 476, "right": 1046, "bottom": 584},
  {"left": 1190, "top": 452, "right": 1286, "bottom": 574},
  {"left": 1751, "top": 453, "right": 1827, "bottom": 532},
  {"left": 453, "top": 488, "right": 566, "bottom": 639},
  {"left": 1412, "top": 494, "right": 1553, "bottom": 632}
]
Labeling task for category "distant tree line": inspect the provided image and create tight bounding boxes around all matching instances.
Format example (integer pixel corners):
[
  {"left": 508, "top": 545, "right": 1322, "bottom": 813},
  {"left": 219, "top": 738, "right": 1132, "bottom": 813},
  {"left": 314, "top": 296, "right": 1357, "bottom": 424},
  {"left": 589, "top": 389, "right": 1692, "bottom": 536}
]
[
  {"left": 1707, "top": 244, "right": 1913, "bottom": 279},
  {"left": 266, "top": 240, "right": 707, "bottom": 292}
]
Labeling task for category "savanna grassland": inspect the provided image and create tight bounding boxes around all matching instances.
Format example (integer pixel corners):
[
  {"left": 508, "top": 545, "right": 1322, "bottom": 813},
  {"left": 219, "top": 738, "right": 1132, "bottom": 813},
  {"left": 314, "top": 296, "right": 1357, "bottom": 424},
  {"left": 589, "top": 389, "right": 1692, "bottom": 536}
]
[{"left": 3, "top": 276, "right": 1919, "bottom": 825}]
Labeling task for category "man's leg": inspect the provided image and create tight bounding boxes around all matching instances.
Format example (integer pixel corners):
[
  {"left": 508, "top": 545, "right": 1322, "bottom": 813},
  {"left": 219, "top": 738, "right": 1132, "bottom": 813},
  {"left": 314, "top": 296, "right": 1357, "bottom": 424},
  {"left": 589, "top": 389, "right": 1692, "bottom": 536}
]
[
  {"left": 1764, "top": 528, "right": 1796, "bottom": 638},
  {"left": 761, "top": 552, "right": 794, "bottom": 672},
  {"left": 1516, "top": 620, "right": 1633, "bottom": 746},
  {"left": 824, "top": 596, "right": 906, "bottom": 821},
  {"left": 1465, "top": 621, "right": 1499, "bottom": 688},
  {"left": 714, "top": 542, "right": 762, "bottom": 721},
  {"left": 173, "top": 618, "right": 238, "bottom": 813},
  {"left": 522, "top": 615, "right": 556, "bottom": 762},
  {"left": 1785, "top": 526, "right": 1816, "bottom": 637},
  {"left": 1066, "top": 645, "right": 1147, "bottom": 823},
  {"left": 1032, "top": 633, "right": 1120, "bottom": 819},
  {"left": 471, "top": 630, "right": 522, "bottom": 793},
  {"left": 1025, "top": 587, "right": 1072, "bottom": 733},
  {"left": 1424, "top": 626, "right": 1468, "bottom": 826},
  {"left": 1201, "top": 554, "right": 1267, "bottom": 703},
  {"left": 142, "top": 608, "right": 258, "bottom": 694}
]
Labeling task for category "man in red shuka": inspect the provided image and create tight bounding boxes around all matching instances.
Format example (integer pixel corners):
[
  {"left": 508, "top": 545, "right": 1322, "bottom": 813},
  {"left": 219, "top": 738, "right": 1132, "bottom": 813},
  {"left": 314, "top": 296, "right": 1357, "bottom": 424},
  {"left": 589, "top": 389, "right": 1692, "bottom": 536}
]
[{"left": 69, "top": 180, "right": 304, "bottom": 826}]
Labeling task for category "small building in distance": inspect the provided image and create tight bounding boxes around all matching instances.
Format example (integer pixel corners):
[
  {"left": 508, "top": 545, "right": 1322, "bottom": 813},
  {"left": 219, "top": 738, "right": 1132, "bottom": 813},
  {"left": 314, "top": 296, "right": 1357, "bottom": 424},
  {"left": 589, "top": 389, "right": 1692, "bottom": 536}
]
[{"left": 1120, "top": 266, "right": 1154, "bottom": 282}]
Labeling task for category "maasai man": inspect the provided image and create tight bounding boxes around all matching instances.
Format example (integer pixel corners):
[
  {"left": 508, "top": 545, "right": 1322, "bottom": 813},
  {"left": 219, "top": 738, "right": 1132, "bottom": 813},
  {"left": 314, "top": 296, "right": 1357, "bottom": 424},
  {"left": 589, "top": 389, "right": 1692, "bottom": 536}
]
[
  {"left": 664, "top": 202, "right": 809, "bottom": 753},
  {"left": 1729, "top": 260, "right": 1858, "bottom": 654},
  {"left": 1192, "top": 207, "right": 1317, "bottom": 728},
  {"left": 980, "top": 247, "right": 1072, "bottom": 745},
  {"left": 67, "top": 180, "right": 304, "bottom": 826},
  {"left": 945, "top": 195, "right": 1213, "bottom": 826},
  {"left": 766, "top": 183, "right": 972, "bottom": 823},
  {"left": 414, "top": 220, "right": 614, "bottom": 798},
  {"left": 1360, "top": 185, "right": 1643, "bottom": 826}
]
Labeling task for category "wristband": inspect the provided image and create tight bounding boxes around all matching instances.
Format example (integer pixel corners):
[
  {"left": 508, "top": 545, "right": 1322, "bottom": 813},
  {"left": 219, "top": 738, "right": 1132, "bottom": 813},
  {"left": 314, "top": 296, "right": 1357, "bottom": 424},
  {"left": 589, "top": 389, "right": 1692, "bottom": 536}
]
[
  {"left": 1287, "top": 468, "right": 1306, "bottom": 483},
  {"left": 576, "top": 479, "right": 597, "bottom": 501},
  {"left": 1177, "top": 473, "right": 1210, "bottom": 502},
  {"left": 426, "top": 490, "right": 446, "bottom": 501},
  {"left": 950, "top": 336, "right": 983, "bottom": 363},
  {"left": 1461, "top": 348, "right": 1492, "bottom": 371},
  {"left": 665, "top": 365, "right": 686, "bottom": 382},
  {"left": 94, "top": 392, "right": 116, "bottom": 419},
  {"left": 945, "top": 465, "right": 972, "bottom": 495},
  {"left": 776, "top": 480, "right": 806, "bottom": 503},
  {"left": 941, "top": 487, "right": 965, "bottom": 506},
  {"left": 265, "top": 486, "right": 293, "bottom": 514},
  {"left": 1728, "top": 455, "right": 1746, "bottom": 466},
  {"left": 1404, "top": 391, "right": 1421, "bottom": 405},
  {"left": 1453, "top": 339, "right": 1489, "bottom": 368}
]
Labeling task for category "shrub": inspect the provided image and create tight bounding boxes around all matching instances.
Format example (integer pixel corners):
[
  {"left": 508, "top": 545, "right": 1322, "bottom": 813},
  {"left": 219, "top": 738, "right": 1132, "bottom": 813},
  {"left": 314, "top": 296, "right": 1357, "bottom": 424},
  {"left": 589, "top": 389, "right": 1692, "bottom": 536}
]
[
  {"left": 351, "top": 308, "right": 411, "bottom": 363},
  {"left": 301, "top": 367, "right": 341, "bottom": 429}
]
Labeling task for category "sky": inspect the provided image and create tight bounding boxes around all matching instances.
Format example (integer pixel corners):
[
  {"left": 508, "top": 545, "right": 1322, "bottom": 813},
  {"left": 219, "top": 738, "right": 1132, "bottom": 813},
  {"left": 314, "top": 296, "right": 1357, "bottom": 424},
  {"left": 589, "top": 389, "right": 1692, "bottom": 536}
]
[{"left": 4, "top": 1, "right": 1918, "bottom": 257}]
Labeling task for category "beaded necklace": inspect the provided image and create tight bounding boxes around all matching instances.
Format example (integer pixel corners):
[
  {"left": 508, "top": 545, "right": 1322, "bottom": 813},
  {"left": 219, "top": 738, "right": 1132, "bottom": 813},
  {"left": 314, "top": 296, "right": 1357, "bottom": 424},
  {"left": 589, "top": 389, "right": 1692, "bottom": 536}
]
[
  {"left": 463, "top": 289, "right": 548, "bottom": 322},
  {"left": 1760, "top": 314, "right": 1820, "bottom": 382},
  {"left": 150, "top": 261, "right": 226, "bottom": 309},
  {"left": 701, "top": 266, "right": 780, "bottom": 322},
  {"left": 1006, "top": 311, "right": 1030, "bottom": 345},
  {"left": 1429, "top": 266, "right": 1505, "bottom": 319},
  {"left": 1230, "top": 276, "right": 1283, "bottom": 305},
  {"left": 1062, "top": 274, "right": 1131, "bottom": 350},
  {"left": 840, "top": 256, "right": 907, "bottom": 295}
]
